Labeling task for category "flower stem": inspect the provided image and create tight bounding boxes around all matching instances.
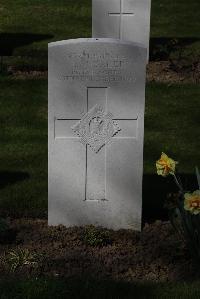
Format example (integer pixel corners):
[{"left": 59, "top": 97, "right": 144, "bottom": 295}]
[
  {"left": 195, "top": 166, "right": 200, "bottom": 190},
  {"left": 172, "top": 173, "right": 184, "bottom": 194}
]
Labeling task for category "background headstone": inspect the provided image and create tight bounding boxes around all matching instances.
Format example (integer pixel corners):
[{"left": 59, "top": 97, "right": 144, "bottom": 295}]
[
  {"left": 92, "top": 0, "right": 151, "bottom": 60},
  {"left": 48, "top": 38, "right": 146, "bottom": 230}
]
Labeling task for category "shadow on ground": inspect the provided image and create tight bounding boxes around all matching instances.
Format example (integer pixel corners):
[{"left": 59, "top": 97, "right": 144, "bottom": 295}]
[
  {"left": 1, "top": 35, "right": 199, "bottom": 59},
  {"left": 149, "top": 37, "right": 200, "bottom": 61},
  {"left": 0, "top": 276, "right": 164, "bottom": 299},
  {"left": 0, "top": 171, "right": 30, "bottom": 189},
  {"left": 0, "top": 170, "right": 197, "bottom": 224},
  {"left": 51, "top": 277, "right": 158, "bottom": 299},
  {"left": 0, "top": 33, "right": 54, "bottom": 55}
]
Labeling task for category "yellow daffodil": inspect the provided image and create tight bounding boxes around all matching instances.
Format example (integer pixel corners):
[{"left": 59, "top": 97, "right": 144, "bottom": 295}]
[
  {"left": 156, "top": 152, "right": 178, "bottom": 177},
  {"left": 184, "top": 190, "right": 200, "bottom": 215}
]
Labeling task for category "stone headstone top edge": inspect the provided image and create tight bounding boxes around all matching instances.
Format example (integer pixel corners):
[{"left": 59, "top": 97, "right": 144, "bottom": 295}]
[{"left": 48, "top": 38, "right": 147, "bottom": 52}]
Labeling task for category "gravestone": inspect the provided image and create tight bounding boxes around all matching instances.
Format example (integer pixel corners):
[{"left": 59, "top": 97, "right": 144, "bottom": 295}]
[
  {"left": 92, "top": 0, "right": 151, "bottom": 60},
  {"left": 48, "top": 38, "right": 146, "bottom": 230}
]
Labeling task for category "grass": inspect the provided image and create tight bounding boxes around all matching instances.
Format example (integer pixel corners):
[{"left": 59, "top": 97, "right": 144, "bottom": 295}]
[
  {"left": 0, "top": 0, "right": 91, "bottom": 56},
  {"left": 151, "top": 0, "right": 200, "bottom": 37},
  {"left": 144, "top": 83, "right": 200, "bottom": 173},
  {"left": 0, "top": 0, "right": 200, "bottom": 57},
  {"left": 0, "top": 277, "right": 200, "bottom": 299},
  {"left": 0, "top": 76, "right": 199, "bottom": 218},
  {"left": 0, "top": 2, "right": 199, "bottom": 296},
  {"left": 0, "top": 76, "right": 47, "bottom": 217}
]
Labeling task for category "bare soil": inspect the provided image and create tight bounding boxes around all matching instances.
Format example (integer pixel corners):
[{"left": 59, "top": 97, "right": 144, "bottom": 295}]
[
  {"left": 0, "top": 218, "right": 198, "bottom": 282},
  {"left": 147, "top": 61, "right": 200, "bottom": 84},
  {"left": 10, "top": 61, "right": 200, "bottom": 83}
]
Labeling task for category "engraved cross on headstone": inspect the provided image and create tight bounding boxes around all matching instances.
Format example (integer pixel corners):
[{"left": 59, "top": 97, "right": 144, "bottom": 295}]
[
  {"left": 108, "top": 0, "right": 135, "bottom": 39},
  {"left": 55, "top": 87, "right": 138, "bottom": 202}
]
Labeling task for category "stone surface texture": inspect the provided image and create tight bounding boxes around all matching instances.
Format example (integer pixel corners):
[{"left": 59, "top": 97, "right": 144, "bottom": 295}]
[
  {"left": 72, "top": 104, "right": 121, "bottom": 153},
  {"left": 92, "top": 0, "right": 151, "bottom": 60},
  {"left": 48, "top": 38, "right": 146, "bottom": 230}
]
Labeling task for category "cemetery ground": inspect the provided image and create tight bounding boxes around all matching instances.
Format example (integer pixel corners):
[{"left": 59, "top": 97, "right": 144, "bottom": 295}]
[
  {"left": 0, "top": 0, "right": 200, "bottom": 297},
  {"left": 1, "top": 0, "right": 200, "bottom": 77},
  {"left": 0, "top": 0, "right": 200, "bottom": 57},
  {"left": 0, "top": 75, "right": 200, "bottom": 298}
]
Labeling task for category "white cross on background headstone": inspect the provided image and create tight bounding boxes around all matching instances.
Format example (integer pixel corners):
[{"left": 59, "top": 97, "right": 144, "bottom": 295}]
[
  {"left": 92, "top": 0, "right": 151, "bottom": 60},
  {"left": 108, "top": 0, "right": 135, "bottom": 39},
  {"left": 55, "top": 87, "right": 138, "bottom": 201}
]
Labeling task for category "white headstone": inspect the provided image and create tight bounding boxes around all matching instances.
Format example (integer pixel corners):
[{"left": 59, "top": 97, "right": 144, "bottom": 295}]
[
  {"left": 92, "top": 0, "right": 151, "bottom": 60},
  {"left": 48, "top": 38, "right": 146, "bottom": 230}
]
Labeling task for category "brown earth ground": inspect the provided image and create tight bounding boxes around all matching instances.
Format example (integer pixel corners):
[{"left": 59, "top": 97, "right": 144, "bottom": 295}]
[
  {"left": 1, "top": 60, "right": 199, "bottom": 282},
  {"left": 10, "top": 61, "right": 200, "bottom": 83},
  {"left": 0, "top": 218, "right": 199, "bottom": 282}
]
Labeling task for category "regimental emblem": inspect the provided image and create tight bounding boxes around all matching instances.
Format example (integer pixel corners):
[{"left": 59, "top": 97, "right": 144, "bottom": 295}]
[{"left": 72, "top": 105, "right": 121, "bottom": 153}]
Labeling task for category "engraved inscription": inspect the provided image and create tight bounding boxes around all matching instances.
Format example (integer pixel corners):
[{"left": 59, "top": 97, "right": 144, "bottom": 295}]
[{"left": 60, "top": 50, "right": 135, "bottom": 83}]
